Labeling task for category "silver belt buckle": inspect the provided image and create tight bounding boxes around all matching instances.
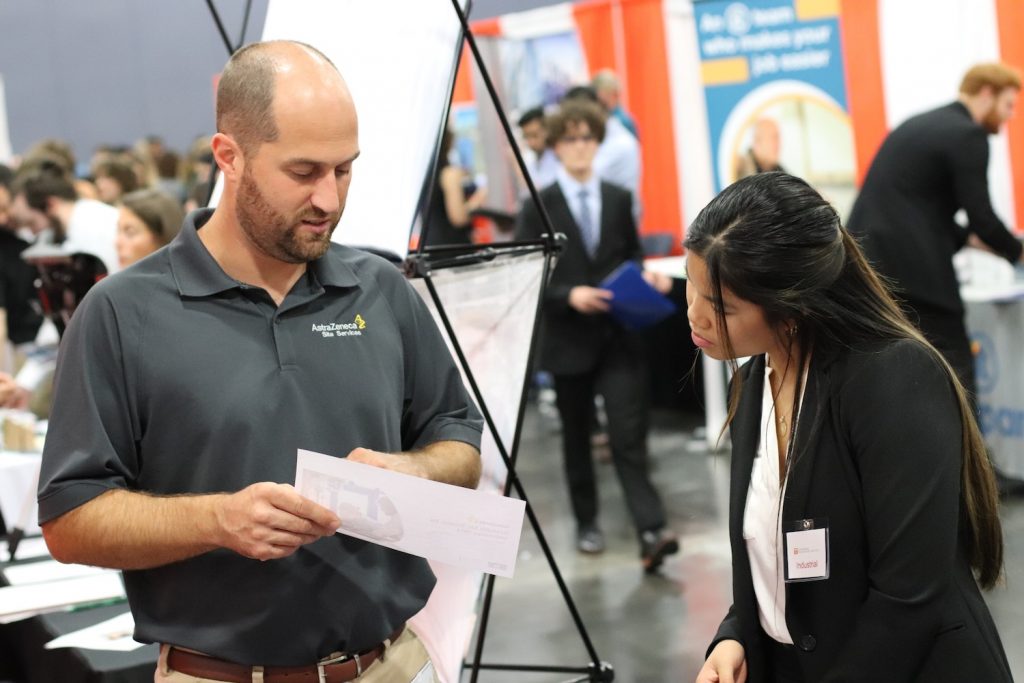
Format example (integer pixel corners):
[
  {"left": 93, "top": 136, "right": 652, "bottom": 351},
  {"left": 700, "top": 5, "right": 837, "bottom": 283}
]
[
  {"left": 353, "top": 652, "right": 363, "bottom": 677},
  {"left": 316, "top": 651, "right": 351, "bottom": 683},
  {"left": 318, "top": 651, "right": 352, "bottom": 666},
  {"left": 316, "top": 653, "right": 362, "bottom": 679}
]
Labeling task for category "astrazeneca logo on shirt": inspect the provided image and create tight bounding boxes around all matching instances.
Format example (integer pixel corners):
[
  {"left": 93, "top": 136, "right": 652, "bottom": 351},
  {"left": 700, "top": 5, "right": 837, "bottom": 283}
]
[{"left": 312, "top": 314, "right": 367, "bottom": 338}]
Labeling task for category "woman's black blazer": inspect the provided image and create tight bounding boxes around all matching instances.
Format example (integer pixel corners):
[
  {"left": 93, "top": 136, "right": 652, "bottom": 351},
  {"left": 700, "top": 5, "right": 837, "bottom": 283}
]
[{"left": 709, "top": 339, "right": 1013, "bottom": 682}]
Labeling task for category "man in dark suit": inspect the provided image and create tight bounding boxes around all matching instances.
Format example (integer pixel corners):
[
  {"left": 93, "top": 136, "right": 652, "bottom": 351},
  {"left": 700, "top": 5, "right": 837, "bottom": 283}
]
[
  {"left": 847, "top": 62, "right": 1024, "bottom": 397},
  {"left": 515, "top": 100, "right": 677, "bottom": 572}
]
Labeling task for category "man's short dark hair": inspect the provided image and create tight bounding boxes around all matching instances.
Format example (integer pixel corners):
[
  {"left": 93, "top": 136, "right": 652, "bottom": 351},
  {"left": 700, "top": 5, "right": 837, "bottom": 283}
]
[
  {"left": 546, "top": 100, "right": 606, "bottom": 146},
  {"left": 25, "top": 139, "right": 76, "bottom": 175},
  {"left": 517, "top": 106, "right": 545, "bottom": 128},
  {"left": 12, "top": 156, "right": 77, "bottom": 211},
  {"left": 562, "top": 85, "right": 600, "bottom": 106},
  {"left": 0, "top": 163, "right": 13, "bottom": 191},
  {"left": 216, "top": 40, "right": 338, "bottom": 156},
  {"left": 94, "top": 159, "right": 140, "bottom": 194}
]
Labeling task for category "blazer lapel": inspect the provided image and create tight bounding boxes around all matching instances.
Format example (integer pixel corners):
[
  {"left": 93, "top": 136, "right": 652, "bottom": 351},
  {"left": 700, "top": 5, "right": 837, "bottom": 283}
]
[
  {"left": 782, "top": 354, "right": 830, "bottom": 521},
  {"left": 730, "top": 356, "right": 766, "bottom": 539},
  {"left": 594, "top": 183, "right": 614, "bottom": 260}
]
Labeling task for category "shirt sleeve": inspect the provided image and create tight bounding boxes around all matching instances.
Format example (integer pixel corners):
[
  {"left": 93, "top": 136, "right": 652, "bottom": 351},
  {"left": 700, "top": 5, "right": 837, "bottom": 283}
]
[
  {"left": 382, "top": 269, "right": 483, "bottom": 453},
  {"left": 37, "top": 285, "right": 140, "bottom": 524},
  {"left": 953, "top": 127, "right": 1023, "bottom": 262}
]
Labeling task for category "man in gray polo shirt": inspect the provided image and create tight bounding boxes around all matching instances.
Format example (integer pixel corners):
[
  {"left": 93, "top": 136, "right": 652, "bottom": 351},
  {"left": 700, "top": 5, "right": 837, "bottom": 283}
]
[{"left": 37, "top": 41, "right": 482, "bottom": 682}]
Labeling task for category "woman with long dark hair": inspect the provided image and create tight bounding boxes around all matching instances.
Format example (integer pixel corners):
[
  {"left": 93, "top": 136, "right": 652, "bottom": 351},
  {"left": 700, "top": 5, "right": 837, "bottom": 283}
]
[
  {"left": 690, "top": 173, "right": 1011, "bottom": 683},
  {"left": 115, "top": 189, "right": 184, "bottom": 268}
]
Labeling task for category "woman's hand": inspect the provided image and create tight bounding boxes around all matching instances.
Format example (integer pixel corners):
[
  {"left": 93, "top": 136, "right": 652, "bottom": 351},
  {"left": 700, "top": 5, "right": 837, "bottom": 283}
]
[
  {"left": 466, "top": 186, "right": 488, "bottom": 213},
  {"left": 696, "top": 640, "right": 747, "bottom": 683}
]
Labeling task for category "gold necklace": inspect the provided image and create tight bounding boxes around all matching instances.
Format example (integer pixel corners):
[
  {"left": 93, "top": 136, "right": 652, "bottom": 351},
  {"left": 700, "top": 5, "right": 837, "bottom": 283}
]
[
  {"left": 767, "top": 359, "right": 792, "bottom": 435},
  {"left": 776, "top": 411, "right": 790, "bottom": 436}
]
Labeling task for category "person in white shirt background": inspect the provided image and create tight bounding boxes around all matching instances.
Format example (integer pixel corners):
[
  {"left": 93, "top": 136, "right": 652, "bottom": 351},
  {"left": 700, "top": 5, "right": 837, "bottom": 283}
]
[
  {"left": 516, "top": 105, "right": 560, "bottom": 194},
  {"left": 10, "top": 156, "right": 120, "bottom": 275}
]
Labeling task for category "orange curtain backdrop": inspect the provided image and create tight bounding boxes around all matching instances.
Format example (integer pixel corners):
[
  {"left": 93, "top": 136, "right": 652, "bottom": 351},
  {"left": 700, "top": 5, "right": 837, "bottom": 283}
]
[
  {"left": 451, "top": 40, "right": 476, "bottom": 106},
  {"left": 995, "top": 0, "right": 1024, "bottom": 231},
  {"left": 572, "top": 1, "right": 618, "bottom": 74},
  {"left": 838, "top": 0, "right": 887, "bottom": 186},
  {"left": 573, "top": 0, "right": 683, "bottom": 247}
]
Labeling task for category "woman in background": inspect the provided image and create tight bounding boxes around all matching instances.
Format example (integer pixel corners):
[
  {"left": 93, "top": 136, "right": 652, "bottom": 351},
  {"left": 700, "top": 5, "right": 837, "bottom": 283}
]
[
  {"left": 116, "top": 189, "right": 183, "bottom": 268},
  {"left": 420, "top": 128, "right": 486, "bottom": 248},
  {"left": 94, "top": 158, "right": 140, "bottom": 205},
  {"left": 690, "top": 173, "right": 1011, "bottom": 683}
]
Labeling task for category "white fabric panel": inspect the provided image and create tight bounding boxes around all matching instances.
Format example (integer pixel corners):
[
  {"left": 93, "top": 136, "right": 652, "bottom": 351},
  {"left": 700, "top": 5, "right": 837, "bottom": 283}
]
[
  {"left": 664, "top": 1, "right": 729, "bottom": 450},
  {"left": 878, "top": 0, "right": 1015, "bottom": 228},
  {"left": 0, "top": 75, "right": 12, "bottom": 163},
  {"left": 412, "top": 253, "right": 545, "bottom": 489},
  {"left": 260, "top": 0, "right": 469, "bottom": 258},
  {"left": 664, "top": 0, "right": 716, "bottom": 227},
  {"left": 497, "top": 3, "right": 575, "bottom": 40},
  {"left": 0, "top": 452, "right": 40, "bottom": 537}
]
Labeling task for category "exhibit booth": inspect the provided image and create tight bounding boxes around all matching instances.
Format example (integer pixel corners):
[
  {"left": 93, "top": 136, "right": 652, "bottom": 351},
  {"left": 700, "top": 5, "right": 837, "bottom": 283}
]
[{"left": 5, "top": 1, "right": 1024, "bottom": 681}]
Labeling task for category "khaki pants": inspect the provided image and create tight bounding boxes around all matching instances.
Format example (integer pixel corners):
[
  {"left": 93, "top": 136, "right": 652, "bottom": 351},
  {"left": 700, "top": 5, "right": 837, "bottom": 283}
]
[{"left": 155, "top": 627, "right": 438, "bottom": 683}]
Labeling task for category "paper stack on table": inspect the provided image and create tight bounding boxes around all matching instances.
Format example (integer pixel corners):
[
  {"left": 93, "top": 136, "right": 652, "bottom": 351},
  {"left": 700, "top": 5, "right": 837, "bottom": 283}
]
[
  {"left": 45, "top": 611, "right": 142, "bottom": 652},
  {"left": 0, "top": 567, "right": 125, "bottom": 623}
]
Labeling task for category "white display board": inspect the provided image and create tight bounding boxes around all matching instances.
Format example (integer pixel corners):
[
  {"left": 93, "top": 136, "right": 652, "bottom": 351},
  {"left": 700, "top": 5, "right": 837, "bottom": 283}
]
[
  {"left": 258, "top": 0, "right": 469, "bottom": 259},
  {"left": 878, "top": 0, "right": 1016, "bottom": 231}
]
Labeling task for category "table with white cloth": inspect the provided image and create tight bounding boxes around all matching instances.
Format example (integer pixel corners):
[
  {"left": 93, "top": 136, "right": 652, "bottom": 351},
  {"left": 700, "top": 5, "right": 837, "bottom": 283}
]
[
  {"left": 964, "top": 281, "right": 1024, "bottom": 480},
  {"left": 0, "top": 449, "right": 42, "bottom": 540},
  {"left": 1, "top": 449, "right": 155, "bottom": 682}
]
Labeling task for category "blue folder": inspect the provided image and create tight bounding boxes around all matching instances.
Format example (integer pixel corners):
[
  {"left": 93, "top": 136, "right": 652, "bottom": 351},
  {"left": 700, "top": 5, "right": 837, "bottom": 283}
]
[{"left": 599, "top": 261, "right": 677, "bottom": 330}]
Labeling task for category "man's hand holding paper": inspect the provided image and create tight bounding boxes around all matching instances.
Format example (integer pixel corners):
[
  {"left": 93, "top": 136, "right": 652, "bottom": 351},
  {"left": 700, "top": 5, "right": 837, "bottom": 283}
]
[
  {"left": 295, "top": 449, "right": 525, "bottom": 577},
  {"left": 217, "top": 482, "right": 340, "bottom": 562}
]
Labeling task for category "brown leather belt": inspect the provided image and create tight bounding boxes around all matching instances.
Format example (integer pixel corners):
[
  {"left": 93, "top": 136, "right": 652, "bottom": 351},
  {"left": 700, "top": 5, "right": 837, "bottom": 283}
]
[{"left": 166, "top": 626, "right": 404, "bottom": 683}]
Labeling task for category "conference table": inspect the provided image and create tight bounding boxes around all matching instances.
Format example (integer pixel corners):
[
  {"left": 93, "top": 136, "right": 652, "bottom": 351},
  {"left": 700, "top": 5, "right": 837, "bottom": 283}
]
[
  {"left": 0, "top": 586, "right": 155, "bottom": 683},
  {"left": 1, "top": 449, "right": 156, "bottom": 682}
]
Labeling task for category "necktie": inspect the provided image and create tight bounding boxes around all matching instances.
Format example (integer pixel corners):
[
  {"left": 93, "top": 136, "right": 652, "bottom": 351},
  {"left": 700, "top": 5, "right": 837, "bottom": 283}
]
[{"left": 577, "top": 188, "right": 598, "bottom": 256}]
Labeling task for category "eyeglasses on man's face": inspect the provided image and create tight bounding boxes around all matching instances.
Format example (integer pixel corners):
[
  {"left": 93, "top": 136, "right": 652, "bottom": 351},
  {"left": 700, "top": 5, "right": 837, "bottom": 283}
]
[{"left": 558, "top": 134, "right": 596, "bottom": 145}]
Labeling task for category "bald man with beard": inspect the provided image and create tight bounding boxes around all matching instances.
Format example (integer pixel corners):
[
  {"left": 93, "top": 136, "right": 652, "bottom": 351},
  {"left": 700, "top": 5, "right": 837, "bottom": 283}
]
[{"left": 37, "top": 41, "right": 482, "bottom": 682}]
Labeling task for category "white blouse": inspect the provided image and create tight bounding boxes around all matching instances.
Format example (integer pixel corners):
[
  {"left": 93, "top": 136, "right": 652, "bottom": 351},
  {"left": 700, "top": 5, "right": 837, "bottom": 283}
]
[{"left": 742, "top": 363, "right": 806, "bottom": 644}]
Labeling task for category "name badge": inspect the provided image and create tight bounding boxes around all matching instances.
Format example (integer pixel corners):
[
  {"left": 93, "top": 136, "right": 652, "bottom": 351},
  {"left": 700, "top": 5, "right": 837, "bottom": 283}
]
[{"left": 783, "top": 518, "right": 829, "bottom": 582}]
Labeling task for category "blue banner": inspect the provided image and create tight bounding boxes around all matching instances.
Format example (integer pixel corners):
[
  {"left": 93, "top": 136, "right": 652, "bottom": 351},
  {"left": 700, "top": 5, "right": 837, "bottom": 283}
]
[{"left": 694, "top": 0, "right": 855, "bottom": 192}]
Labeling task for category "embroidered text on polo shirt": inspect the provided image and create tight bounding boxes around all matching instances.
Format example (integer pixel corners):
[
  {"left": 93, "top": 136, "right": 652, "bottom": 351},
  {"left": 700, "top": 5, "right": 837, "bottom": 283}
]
[{"left": 312, "top": 314, "right": 368, "bottom": 338}]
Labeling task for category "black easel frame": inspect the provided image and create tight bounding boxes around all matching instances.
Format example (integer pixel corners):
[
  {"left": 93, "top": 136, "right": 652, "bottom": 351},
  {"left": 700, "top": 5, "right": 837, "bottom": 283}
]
[
  {"left": 408, "top": 244, "right": 613, "bottom": 683},
  {"left": 411, "top": 2, "right": 612, "bottom": 681}
]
